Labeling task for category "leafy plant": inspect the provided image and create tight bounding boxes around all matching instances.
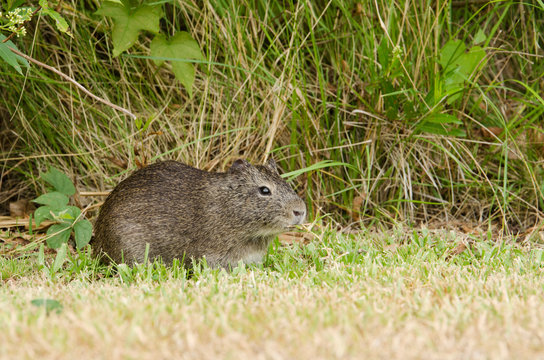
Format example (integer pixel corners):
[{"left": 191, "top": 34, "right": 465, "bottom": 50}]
[
  {"left": 438, "top": 37, "right": 486, "bottom": 104},
  {"left": 30, "top": 297, "right": 63, "bottom": 314},
  {"left": 415, "top": 34, "right": 487, "bottom": 137},
  {"left": 36, "top": 242, "right": 68, "bottom": 279},
  {"left": 0, "top": 1, "right": 71, "bottom": 72},
  {"left": 0, "top": 33, "right": 27, "bottom": 73},
  {"left": 32, "top": 167, "right": 92, "bottom": 250},
  {"left": 95, "top": 0, "right": 204, "bottom": 96}
]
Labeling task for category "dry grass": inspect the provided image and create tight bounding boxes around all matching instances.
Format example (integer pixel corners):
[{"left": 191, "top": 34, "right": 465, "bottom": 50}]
[{"left": 2, "top": 229, "right": 544, "bottom": 359}]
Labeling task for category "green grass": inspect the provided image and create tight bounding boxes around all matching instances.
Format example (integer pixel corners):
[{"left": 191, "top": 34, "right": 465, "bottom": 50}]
[
  {"left": 2, "top": 229, "right": 544, "bottom": 359},
  {"left": 1, "top": 0, "right": 543, "bottom": 231}
]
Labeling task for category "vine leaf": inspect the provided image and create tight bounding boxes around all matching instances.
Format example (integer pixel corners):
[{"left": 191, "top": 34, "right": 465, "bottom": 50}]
[
  {"left": 95, "top": 2, "right": 162, "bottom": 57},
  {"left": 39, "top": 0, "right": 72, "bottom": 36},
  {"left": 150, "top": 32, "right": 204, "bottom": 96},
  {"left": 73, "top": 219, "right": 93, "bottom": 249},
  {"left": 41, "top": 167, "right": 76, "bottom": 196},
  {"left": 46, "top": 223, "right": 71, "bottom": 249},
  {"left": 32, "top": 192, "right": 69, "bottom": 209}
]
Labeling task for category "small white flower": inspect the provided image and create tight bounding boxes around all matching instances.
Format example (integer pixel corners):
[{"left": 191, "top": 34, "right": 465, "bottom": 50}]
[{"left": 392, "top": 45, "right": 403, "bottom": 59}]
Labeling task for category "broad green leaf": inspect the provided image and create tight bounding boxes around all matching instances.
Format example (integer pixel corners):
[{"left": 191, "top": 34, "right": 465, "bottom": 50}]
[
  {"left": 42, "top": 8, "right": 72, "bottom": 36},
  {"left": 474, "top": 29, "right": 486, "bottom": 45},
  {"left": 439, "top": 39, "right": 465, "bottom": 72},
  {"left": 46, "top": 223, "right": 71, "bottom": 248},
  {"left": 416, "top": 122, "right": 450, "bottom": 136},
  {"left": 34, "top": 206, "right": 53, "bottom": 227},
  {"left": 95, "top": 2, "right": 163, "bottom": 57},
  {"left": 51, "top": 243, "right": 68, "bottom": 273},
  {"left": 150, "top": 32, "right": 204, "bottom": 96},
  {"left": 57, "top": 206, "right": 81, "bottom": 221},
  {"left": 39, "top": 0, "right": 72, "bottom": 36},
  {"left": 30, "top": 298, "right": 63, "bottom": 314},
  {"left": 74, "top": 219, "right": 93, "bottom": 249},
  {"left": 0, "top": 35, "right": 29, "bottom": 74},
  {"left": 32, "top": 192, "right": 69, "bottom": 209},
  {"left": 457, "top": 46, "right": 486, "bottom": 79},
  {"left": 439, "top": 39, "right": 486, "bottom": 104},
  {"left": 444, "top": 45, "right": 486, "bottom": 104},
  {"left": 41, "top": 167, "right": 76, "bottom": 196}
]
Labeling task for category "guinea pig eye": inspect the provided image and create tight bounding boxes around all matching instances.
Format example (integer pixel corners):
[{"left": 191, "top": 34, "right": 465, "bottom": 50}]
[{"left": 258, "top": 186, "right": 271, "bottom": 196}]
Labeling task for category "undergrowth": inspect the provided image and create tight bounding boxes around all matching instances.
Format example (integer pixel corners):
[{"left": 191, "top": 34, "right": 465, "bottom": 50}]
[{"left": 1, "top": 0, "right": 543, "bottom": 232}]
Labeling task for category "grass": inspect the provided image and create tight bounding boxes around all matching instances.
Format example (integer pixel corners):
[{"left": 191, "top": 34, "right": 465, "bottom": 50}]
[
  {"left": 1, "top": 0, "right": 543, "bottom": 230},
  {"left": 1, "top": 2, "right": 543, "bottom": 357},
  {"left": 2, "top": 228, "right": 544, "bottom": 359}
]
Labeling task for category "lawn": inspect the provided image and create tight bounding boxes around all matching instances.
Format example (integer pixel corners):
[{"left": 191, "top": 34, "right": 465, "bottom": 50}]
[
  {"left": 2, "top": 228, "right": 544, "bottom": 359},
  {"left": 1, "top": 1, "right": 544, "bottom": 359}
]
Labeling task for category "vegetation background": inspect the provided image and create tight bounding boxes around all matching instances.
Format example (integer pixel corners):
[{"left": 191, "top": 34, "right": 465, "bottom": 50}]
[{"left": 1, "top": 0, "right": 543, "bottom": 235}]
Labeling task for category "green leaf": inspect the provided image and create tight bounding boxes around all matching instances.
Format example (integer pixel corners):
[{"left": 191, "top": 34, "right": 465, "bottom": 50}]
[
  {"left": 95, "top": 2, "right": 163, "bottom": 57},
  {"left": 34, "top": 206, "right": 53, "bottom": 227},
  {"left": 6, "top": 0, "right": 26, "bottom": 11},
  {"left": 439, "top": 39, "right": 486, "bottom": 104},
  {"left": 474, "top": 29, "right": 486, "bottom": 45},
  {"left": 415, "top": 113, "right": 466, "bottom": 138},
  {"left": 58, "top": 206, "right": 81, "bottom": 221},
  {"left": 416, "top": 122, "right": 450, "bottom": 136},
  {"left": 0, "top": 34, "right": 29, "bottom": 74},
  {"left": 46, "top": 223, "right": 71, "bottom": 248},
  {"left": 457, "top": 46, "right": 486, "bottom": 79},
  {"left": 37, "top": 243, "right": 45, "bottom": 268},
  {"left": 51, "top": 243, "right": 67, "bottom": 273},
  {"left": 439, "top": 39, "right": 465, "bottom": 72},
  {"left": 149, "top": 32, "right": 204, "bottom": 96},
  {"left": 30, "top": 298, "right": 63, "bottom": 314},
  {"left": 42, "top": 8, "right": 72, "bottom": 36},
  {"left": 41, "top": 167, "right": 76, "bottom": 196},
  {"left": 32, "top": 192, "right": 69, "bottom": 209},
  {"left": 39, "top": 0, "right": 72, "bottom": 36},
  {"left": 74, "top": 220, "right": 93, "bottom": 249}
]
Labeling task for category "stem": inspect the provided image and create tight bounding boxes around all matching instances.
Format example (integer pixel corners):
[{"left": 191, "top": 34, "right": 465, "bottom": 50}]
[
  {"left": 9, "top": 46, "right": 137, "bottom": 119},
  {"left": 2, "top": 6, "right": 42, "bottom": 44}
]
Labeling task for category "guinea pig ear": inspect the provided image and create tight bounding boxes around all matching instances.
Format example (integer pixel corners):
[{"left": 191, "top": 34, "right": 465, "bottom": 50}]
[
  {"left": 265, "top": 158, "right": 279, "bottom": 174},
  {"left": 229, "top": 159, "right": 251, "bottom": 172}
]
